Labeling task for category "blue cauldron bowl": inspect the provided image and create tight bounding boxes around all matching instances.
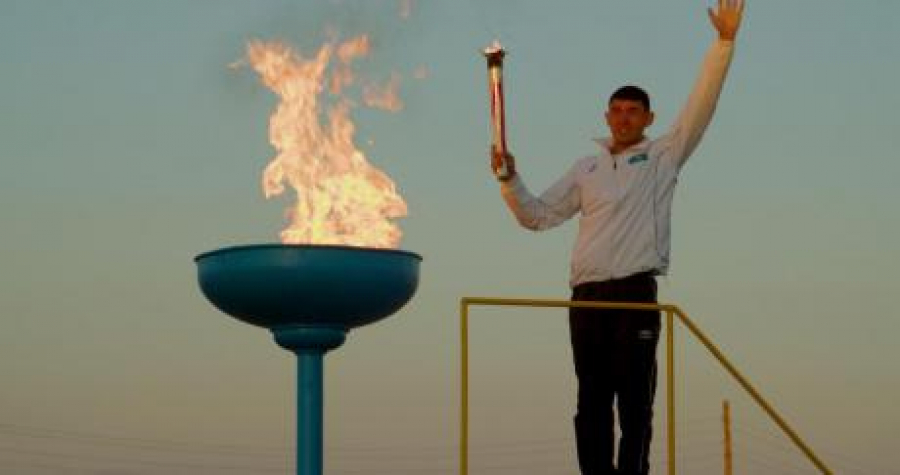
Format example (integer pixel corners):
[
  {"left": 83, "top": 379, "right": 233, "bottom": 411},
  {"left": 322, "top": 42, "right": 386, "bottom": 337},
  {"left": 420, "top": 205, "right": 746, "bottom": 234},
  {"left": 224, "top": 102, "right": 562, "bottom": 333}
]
[{"left": 195, "top": 244, "right": 421, "bottom": 331}]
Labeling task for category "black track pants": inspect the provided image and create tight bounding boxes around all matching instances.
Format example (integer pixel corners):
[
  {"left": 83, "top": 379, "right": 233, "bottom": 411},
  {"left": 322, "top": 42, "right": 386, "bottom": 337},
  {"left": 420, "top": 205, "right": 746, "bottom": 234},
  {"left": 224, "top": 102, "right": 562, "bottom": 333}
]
[{"left": 569, "top": 272, "right": 660, "bottom": 475}]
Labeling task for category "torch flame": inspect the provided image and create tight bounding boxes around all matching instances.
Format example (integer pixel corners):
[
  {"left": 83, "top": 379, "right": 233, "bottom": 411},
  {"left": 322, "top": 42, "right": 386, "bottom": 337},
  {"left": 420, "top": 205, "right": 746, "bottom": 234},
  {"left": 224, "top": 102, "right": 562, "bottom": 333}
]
[{"left": 246, "top": 36, "right": 407, "bottom": 249}]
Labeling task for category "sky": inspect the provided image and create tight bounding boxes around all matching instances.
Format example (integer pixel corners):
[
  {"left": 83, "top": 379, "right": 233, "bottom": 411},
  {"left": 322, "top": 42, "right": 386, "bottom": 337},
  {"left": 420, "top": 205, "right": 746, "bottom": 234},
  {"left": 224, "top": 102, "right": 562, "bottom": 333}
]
[{"left": 1, "top": 0, "right": 899, "bottom": 474}]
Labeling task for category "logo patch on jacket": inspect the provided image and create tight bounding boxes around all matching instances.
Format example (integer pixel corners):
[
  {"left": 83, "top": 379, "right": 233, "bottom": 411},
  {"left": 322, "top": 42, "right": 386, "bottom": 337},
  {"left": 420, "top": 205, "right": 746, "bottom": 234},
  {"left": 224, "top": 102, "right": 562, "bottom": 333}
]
[{"left": 627, "top": 153, "right": 649, "bottom": 165}]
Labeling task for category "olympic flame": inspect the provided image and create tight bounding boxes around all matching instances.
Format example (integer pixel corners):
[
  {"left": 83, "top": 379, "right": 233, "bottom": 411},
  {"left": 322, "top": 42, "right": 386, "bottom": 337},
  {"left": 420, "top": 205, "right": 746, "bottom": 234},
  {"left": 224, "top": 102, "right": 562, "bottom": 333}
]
[{"left": 245, "top": 36, "right": 407, "bottom": 249}]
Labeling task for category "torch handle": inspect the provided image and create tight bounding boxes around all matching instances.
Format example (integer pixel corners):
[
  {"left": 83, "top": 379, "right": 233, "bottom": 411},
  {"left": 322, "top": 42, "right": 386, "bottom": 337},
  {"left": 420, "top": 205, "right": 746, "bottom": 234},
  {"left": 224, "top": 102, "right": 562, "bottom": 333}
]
[
  {"left": 487, "top": 64, "right": 508, "bottom": 155},
  {"left": 486, "top": 60, "right": 510, "bottom": 180}
]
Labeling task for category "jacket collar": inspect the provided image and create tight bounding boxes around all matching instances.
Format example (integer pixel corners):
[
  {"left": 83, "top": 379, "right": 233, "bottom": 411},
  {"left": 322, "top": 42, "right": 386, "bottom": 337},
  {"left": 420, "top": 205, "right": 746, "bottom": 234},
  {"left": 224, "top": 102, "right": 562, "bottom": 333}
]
[{"left": 593, "top": 137, "right": 650, "bottom": 157}]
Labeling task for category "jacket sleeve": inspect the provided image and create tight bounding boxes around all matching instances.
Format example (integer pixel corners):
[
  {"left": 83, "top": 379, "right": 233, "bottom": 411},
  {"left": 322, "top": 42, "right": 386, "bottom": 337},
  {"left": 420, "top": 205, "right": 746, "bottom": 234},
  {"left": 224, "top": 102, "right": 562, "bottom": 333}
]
[
  {"left": 499, "top": 161, "right": 581, "bottom": 231},
  {"left": 659, "top": 39, "right": 735, "bottom": 169}
]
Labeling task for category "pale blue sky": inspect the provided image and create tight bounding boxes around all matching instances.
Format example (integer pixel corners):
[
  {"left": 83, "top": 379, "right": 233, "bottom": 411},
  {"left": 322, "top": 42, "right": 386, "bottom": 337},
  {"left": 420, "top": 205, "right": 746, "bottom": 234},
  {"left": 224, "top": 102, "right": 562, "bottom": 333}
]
[{"left": 2, "top": 1, "right": 898, "bottom": 474}]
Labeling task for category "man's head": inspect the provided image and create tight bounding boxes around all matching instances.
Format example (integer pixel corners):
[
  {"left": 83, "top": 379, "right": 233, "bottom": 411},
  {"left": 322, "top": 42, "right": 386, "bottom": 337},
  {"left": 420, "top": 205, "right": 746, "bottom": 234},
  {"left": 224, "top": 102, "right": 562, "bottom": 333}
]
[{"left": 605, "top": 85, "right": 654, "bottom": 150}]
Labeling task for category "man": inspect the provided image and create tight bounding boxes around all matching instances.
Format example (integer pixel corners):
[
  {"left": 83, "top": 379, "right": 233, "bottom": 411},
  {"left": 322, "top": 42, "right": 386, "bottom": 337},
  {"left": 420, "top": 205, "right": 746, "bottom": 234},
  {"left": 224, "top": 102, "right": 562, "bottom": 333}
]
[{"left": 490, "top": 1, "right": 744, "bottom": 474}]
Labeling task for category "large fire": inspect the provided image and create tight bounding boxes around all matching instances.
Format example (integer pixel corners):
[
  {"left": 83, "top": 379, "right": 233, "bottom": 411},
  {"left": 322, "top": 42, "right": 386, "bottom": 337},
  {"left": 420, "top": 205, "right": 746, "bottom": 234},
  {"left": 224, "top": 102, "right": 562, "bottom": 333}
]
[{"left": 245, "top": 36, "right": 407, "bottom": 249}]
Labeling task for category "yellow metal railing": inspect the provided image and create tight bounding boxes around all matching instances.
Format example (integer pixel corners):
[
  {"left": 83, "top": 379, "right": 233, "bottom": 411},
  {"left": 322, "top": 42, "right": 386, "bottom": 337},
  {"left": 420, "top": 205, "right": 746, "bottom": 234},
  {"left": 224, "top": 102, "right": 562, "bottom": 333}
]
[{"left": 459, "top": 297, "right": 832, "bottom": 475}]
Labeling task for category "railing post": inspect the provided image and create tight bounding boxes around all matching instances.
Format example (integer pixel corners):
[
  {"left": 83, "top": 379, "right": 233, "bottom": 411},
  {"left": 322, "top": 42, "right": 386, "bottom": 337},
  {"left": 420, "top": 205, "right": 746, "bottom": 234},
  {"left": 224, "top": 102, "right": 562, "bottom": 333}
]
[
  {"left": 460, "top": 299, "right": 469, "bottom": 475},
  {"left": 666, "top": 309, "right": 676, "bottom": 475}
]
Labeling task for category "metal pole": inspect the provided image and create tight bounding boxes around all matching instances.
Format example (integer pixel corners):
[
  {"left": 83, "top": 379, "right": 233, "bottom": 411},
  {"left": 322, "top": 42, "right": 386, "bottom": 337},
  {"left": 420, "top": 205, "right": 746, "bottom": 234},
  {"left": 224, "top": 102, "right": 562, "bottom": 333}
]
[
  {"left": 297, "top": 351, "right": 325, "bottom": 475},
  {"left": 724, "top": 400, "right": 733, "bottom": 475},
  {"left": 666, "top": 310, "right": 676, "bottom": 475},
  {"left": 460, "top": 300, "right": 469, "bottom": 475}
]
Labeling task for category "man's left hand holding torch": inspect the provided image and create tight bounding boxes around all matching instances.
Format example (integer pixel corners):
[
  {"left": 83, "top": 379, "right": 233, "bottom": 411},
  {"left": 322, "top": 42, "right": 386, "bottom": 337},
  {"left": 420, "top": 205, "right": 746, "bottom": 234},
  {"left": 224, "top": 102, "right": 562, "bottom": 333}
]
[{"left": 491, "top": 146, "right": 516, "bottom": 181}]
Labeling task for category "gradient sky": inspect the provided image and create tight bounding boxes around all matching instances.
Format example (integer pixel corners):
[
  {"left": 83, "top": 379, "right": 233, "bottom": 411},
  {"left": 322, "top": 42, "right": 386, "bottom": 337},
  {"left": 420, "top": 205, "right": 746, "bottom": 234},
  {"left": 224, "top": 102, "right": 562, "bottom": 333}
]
[{"left": 2, "top": 1, "right": 898, "bottom": 474}]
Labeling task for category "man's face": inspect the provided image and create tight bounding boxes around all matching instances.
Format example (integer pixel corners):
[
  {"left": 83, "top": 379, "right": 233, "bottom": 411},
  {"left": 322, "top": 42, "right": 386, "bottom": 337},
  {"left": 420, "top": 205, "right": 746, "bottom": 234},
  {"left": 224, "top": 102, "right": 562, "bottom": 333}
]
[{"left": 605, "top": 99, "right": 655, "bottom": 148}]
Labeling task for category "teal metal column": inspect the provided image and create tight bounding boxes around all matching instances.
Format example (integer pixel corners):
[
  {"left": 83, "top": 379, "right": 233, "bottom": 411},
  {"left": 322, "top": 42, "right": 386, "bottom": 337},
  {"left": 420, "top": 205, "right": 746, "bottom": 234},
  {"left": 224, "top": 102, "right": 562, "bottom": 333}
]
[
  {"left": 297, "top": 351, "right": 324, "bottom": 475},
  {"left": 274, "top": 326, "right": 347, "bottom": 475}
]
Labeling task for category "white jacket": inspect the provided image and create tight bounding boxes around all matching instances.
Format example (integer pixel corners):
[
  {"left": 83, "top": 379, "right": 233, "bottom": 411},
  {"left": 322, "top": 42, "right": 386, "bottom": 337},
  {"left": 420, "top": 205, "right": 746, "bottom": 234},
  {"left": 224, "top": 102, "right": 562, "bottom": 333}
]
[{"left": 501, "top": 40, "right": 735, "bottom": 287}]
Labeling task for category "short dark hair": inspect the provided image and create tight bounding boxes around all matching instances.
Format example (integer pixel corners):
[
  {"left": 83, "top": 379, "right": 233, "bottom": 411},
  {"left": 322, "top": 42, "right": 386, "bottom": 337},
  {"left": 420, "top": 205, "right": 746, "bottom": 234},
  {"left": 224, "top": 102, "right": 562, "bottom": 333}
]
[{"left": 609, "top": 85, "right": 651, "bottom": 110}]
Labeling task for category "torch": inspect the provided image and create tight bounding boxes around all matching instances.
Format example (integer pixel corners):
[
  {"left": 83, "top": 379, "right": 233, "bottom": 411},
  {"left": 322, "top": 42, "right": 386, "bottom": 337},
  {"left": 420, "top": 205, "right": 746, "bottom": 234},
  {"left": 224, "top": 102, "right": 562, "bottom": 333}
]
[{"left": 483, "top": 41, "right": 510, "bottom": 180}]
